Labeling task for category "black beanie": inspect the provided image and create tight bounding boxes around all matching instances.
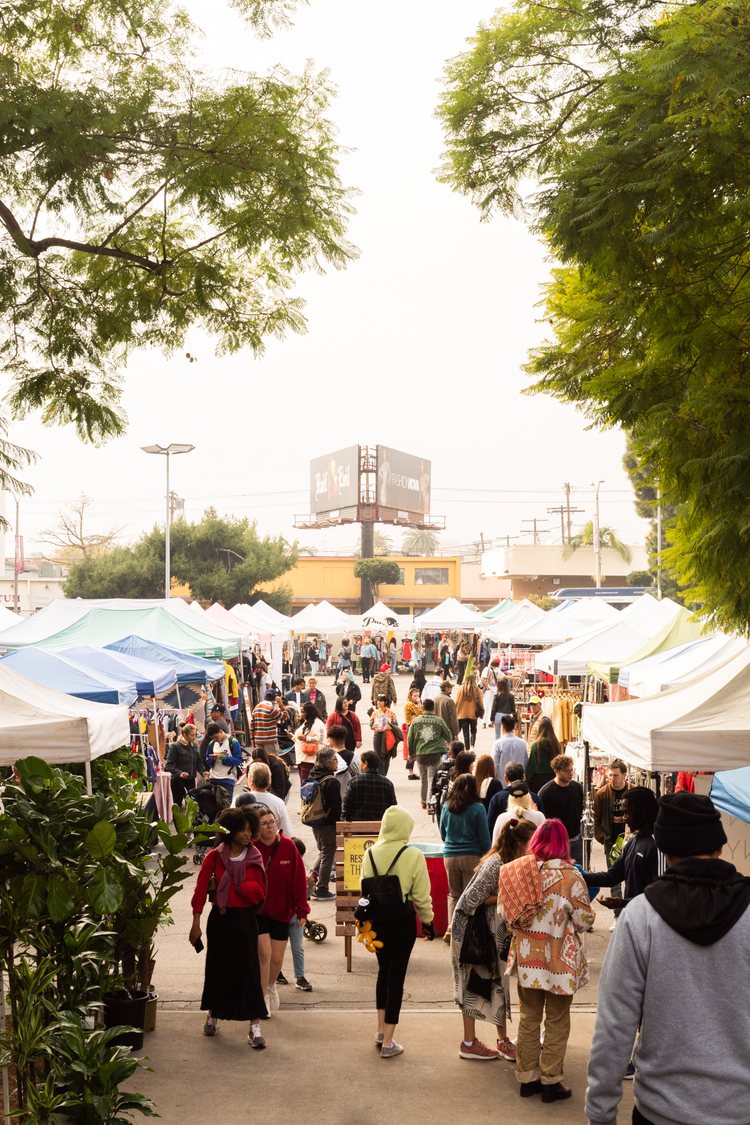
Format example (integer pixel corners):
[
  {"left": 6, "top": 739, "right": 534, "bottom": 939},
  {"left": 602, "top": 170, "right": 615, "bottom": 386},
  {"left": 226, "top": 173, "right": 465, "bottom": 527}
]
[{"left": 654, "top": 792, "right": 727, "bottom": 857}]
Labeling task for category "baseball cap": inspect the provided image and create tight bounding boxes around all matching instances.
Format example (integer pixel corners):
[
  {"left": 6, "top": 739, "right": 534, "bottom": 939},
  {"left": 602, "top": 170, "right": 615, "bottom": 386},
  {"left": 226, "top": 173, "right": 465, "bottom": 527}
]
[{"left": 529, "top": 695, "right": 542, "bottom": 704}]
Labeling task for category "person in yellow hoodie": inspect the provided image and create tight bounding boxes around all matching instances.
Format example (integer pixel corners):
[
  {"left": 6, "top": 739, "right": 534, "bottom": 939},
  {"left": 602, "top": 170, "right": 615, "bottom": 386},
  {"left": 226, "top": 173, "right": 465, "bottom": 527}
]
[{"left": 361, "top": 806, "right": 435, "bottom": 1059}]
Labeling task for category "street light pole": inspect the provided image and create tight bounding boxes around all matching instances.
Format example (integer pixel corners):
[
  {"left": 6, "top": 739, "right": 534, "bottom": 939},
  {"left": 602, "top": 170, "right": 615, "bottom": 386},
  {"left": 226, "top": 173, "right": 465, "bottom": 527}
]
[
  {"left": 141, "top": 443, "right": 195, "bottom": 599},
  {"left": 13, "top": 494, "right": 19, "bottom": 614},
  {"left": 592, "top": 479, "right": 604, "bottom": 589}
]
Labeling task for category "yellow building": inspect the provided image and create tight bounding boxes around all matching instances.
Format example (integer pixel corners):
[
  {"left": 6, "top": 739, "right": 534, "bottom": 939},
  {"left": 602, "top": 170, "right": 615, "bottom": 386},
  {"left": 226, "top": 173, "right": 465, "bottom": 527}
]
[{"left": 258, "top": 555, "right": 463, "bottom": 615}]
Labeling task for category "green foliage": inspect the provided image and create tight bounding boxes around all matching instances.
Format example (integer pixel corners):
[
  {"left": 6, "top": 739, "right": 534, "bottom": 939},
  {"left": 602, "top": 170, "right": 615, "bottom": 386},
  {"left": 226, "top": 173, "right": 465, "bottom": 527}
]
[
  {"left": 626, "top": 570, "right": 654, "bottom": 587},
  {"left": 354, "top": 556, "right": 402, "bottom": 606},
  {"left": 401, "top": 529, "right": 440, "bottom": 556},
  {"left": 0, "top": 755, "right": 213, "bottom": 1117},
  {"left": 563, "top": 521, "right": 632, "bottom": 562},
  {"left": 0, "top": 0, "right": 354, "bottom": 442},
  {"left": 439, "top": 0, "right": 750, "bottom": 631},
  {"left": 64, "top": 506, "right": 297, "bottom": 602}
]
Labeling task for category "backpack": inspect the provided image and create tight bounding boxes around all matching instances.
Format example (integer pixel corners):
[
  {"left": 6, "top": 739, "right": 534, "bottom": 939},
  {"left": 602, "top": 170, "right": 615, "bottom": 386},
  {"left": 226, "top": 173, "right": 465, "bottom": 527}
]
[
  {"left": 358, "top": 846, "right": 413, "bottom": 925},
  {"left": 300, "top": 776, "right": 329, "bottom": 827}
]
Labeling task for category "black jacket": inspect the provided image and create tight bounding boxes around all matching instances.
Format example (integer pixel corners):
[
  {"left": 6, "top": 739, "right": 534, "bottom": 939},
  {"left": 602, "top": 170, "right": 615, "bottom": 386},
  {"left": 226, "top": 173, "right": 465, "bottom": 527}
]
[
  {"left": 584, "top": 832, "right": 660, "bottom": 903},
  {"left": 342, "top": 771, "right": 397, "bottom": 822},
  {"left": 309, "top": 764, "right": 341, "bottom": 826},
  {"left": 164, "top": 741, "right": 201, "bottom": 780}
]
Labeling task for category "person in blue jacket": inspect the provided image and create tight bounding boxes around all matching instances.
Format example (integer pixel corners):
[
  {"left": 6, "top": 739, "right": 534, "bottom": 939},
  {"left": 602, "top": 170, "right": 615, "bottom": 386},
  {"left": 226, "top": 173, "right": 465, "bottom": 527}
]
[{"left": 439, "top": 773, "right": 491, "bottom": 939}]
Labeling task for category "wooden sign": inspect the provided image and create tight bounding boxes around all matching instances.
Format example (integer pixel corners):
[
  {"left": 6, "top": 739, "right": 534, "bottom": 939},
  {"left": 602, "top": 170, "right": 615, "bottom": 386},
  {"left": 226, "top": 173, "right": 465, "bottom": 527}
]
[
  {"left": 342, "top": 834, "right": 377, "bottom": 891},
  {"left": 335, "top": 821, "right": 382, "bottom": 971}
]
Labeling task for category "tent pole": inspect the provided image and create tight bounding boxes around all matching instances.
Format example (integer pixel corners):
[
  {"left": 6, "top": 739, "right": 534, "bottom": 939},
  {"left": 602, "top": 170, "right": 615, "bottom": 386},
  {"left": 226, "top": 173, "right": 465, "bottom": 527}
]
[{"left": 84, "top": 761, "right": 93, "bottom": 795}]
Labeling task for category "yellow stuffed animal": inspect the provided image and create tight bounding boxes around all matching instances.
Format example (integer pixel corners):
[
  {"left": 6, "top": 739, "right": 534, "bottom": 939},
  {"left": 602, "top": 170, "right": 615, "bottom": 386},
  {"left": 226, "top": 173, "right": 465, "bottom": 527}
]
[{"left": 356, "top": 919, "right": 383, "bottom": 954}]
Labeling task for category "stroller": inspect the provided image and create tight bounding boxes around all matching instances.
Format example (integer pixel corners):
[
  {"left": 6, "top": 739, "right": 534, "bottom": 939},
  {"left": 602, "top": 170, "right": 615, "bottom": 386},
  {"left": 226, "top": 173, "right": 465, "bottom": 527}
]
[{"left": 189, "top": 782, "right": 231, "bottom": 864}]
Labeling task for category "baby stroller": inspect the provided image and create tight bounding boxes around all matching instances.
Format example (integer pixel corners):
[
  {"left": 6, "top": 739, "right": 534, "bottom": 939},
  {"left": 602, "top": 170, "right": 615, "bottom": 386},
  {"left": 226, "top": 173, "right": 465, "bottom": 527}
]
[{"left": 189, "top": 782, "right": 231, "bottom": 864}]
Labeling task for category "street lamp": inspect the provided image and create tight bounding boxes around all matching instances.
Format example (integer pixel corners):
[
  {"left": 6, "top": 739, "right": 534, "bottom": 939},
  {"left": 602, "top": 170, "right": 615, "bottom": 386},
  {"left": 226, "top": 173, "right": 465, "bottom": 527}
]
[
  {"left": 591, "top": 480, "right": 605, "bottom": 588},
  {"left": 141, "top": 443, "right": 195, "bottom": 599}
]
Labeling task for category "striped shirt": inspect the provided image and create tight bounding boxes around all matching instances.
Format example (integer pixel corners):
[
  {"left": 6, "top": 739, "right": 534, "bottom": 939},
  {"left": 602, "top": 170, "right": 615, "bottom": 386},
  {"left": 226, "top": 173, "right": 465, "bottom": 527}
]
[{"left": 251, "top": 700, "right": 280, "bottom": 744}]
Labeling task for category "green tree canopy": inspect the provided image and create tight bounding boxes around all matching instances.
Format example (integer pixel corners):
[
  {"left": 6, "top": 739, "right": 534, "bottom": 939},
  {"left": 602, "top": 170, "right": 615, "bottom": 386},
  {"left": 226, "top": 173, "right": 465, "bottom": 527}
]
[
  {"left": 0, "top": 0, "right": 353, "bottom": 442},
  {"left": 353, "top": 557, "right": 401, "bottom": 605},
  {"left": 438, "top": 0, "right": 750, "bottom": 631},
  {"left": 64, "top": 508, "right": 296, "bottom": 606}
]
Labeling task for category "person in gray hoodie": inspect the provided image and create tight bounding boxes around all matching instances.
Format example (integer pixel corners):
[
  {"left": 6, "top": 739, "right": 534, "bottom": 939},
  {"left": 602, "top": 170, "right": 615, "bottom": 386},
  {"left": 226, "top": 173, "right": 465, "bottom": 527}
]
[{"left": 585, "top": 791, "right": 750, "bottom": 1125}]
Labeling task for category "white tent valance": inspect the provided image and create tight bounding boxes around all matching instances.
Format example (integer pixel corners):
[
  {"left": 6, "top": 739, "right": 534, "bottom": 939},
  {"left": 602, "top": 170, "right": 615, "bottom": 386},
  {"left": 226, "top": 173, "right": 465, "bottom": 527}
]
[
  {"left": 582, "top": 645, "right": 750, "bottom": 772},
  {"left": 357, "top": 601, "right": 413, "bottom": 632}
]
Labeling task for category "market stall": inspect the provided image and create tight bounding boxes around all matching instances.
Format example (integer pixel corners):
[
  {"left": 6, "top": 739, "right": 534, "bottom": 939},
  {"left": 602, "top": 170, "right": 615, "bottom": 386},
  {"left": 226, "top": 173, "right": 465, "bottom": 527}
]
[{"left": 0, "top": 647, "right": 137, "bottom": 706}]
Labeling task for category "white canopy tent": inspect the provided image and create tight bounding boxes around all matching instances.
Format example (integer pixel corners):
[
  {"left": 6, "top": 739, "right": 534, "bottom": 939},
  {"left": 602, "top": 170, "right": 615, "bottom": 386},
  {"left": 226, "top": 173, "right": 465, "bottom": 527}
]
[
  {"left": 357, "top": 601, "right": 413, "bottom": 632},
  {"left": 582, "top": 645, "right": 750, "bottom": 772},
  {"left": 229, "top": 601, "right": 288, "bottom": 635},
  {"left": 0, "top": 664, "right": 130, "bottom": 768},
  {"left": 0, "top": 606, "right": 21, "bottom": 630},
  {"left": 504, "top": 598, "right": 619, "bottom": 647},
  {"left": 414, "top": 598, "right": 488, "bottom": 631},
  {"left": 200, "top": 602, "right": 264, "bottom": 644},
  {"left": 240, "top": 599, "right": 292, "bottom": 629},
  {"left": 620, "top": 634, "right": 748, "bottom": 697},
  {"left": 291, "top": 600, "right": 357, "bottom": 634},
  {"left": 535, "top": 596, "right": 684, "bottom": 677},
  {"left": 483, "top": 600, "right": 546, "bottom": 642}
]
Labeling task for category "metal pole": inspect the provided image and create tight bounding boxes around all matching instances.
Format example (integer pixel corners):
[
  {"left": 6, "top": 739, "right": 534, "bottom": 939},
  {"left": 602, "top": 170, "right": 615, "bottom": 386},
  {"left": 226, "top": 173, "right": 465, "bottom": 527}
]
[
  {"left": 84, "top": 761, "right": 93, "bottom": 795},
  {"left": 13, "top": 496, "right": 19, "bottom": 614},
  {"left": 593, "top": 481, "right": 602, "bottom": 588},
  {"left": 164, "top": 451, "right": 170, "bottom": 600},
  {"left": 656, "top": 485, "right": 662, "bottom": 600}
]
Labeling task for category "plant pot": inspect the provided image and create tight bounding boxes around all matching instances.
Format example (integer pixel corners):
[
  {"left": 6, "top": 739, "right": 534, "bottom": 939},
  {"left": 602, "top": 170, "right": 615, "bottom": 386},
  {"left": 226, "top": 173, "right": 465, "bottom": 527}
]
[
  {"left": 143, "top": 990, "right": 158, "bottom": 1033},
  {"left": 103, "top": 990, "right": 149, "bottom": 1050}
]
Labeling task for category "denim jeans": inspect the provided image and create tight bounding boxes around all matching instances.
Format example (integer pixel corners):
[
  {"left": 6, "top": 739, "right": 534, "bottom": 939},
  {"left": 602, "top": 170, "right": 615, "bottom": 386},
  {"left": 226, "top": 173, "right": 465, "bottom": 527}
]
[{"left": 289, "top": 915, "right": 305, "bottom": 979}]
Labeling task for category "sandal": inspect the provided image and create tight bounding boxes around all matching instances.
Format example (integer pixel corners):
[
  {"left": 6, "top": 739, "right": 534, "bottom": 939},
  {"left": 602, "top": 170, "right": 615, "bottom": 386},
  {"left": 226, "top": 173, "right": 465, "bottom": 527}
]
[{"left": 203, "top": 1020, "right": 218, "bottom": 1037}]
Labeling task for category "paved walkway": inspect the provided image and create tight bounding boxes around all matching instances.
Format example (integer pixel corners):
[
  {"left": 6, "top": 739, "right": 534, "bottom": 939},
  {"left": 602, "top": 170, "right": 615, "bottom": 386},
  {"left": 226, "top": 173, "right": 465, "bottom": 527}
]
[{"left": 126, "top": 673, "right": 629, "bottom": 1121}]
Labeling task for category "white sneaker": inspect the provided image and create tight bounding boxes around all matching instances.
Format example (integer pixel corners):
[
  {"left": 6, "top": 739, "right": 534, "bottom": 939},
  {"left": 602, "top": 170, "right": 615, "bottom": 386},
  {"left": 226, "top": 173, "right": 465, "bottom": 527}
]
[{"left": 269, "top": 982, "right": 280, "bottom": 1011}]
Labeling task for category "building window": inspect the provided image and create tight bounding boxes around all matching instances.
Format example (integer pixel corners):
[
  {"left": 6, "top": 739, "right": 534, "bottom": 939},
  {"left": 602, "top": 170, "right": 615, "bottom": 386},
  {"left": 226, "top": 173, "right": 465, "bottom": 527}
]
[
  {"left": 415, "top": 567, "right": 450, "bottom": 586},
  {"left": 395, "top": 568, "right": 405, "bottom": 585}
]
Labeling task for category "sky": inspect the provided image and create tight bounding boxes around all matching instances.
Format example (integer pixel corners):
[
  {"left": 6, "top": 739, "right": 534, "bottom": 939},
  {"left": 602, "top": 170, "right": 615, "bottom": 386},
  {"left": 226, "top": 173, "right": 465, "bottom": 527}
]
[{"left": 4, "top": 0, "right": 648, "bottom": 561}]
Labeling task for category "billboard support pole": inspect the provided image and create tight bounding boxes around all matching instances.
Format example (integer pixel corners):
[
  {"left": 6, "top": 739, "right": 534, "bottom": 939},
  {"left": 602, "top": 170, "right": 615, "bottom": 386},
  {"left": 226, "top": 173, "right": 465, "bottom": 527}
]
[{"left": 360, "top": 520, "right": 374, "bottom": 613}]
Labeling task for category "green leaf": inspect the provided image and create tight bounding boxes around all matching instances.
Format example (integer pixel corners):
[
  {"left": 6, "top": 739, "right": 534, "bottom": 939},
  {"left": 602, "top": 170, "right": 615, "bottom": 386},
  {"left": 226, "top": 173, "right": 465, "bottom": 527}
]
[
  {"left": 47, "top": 874, "right": 76, "bottom": 923},
  {"left": 84, "top": 820, "right": 117, "bottom": 860},
  {"left": 15, "top": 757, "right": 56, "bottom": 792},
  {"left": 19, "top": 873, "right": 47, "bottom": 916},
  {"left": 87, "top": 867, "right": 124, "bottom": 914}
]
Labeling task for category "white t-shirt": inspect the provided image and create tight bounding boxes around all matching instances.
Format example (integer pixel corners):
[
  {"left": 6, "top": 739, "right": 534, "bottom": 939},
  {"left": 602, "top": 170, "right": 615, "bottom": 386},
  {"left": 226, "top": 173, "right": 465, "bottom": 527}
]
[
  {"left": 295, "top": 718, "right": 326, "bottom": 759},
  {"left": 237, "top": 788, "right": 292, "bottom": 836},
  {"left": 491, "top": 807, "right": 546, "bottom": 845}
]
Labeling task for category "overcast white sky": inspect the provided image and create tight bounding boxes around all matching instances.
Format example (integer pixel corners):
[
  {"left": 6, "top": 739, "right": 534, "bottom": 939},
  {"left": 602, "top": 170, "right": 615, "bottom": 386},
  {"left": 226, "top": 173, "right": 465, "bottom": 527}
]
[{"left": 4, "top": 0, "right": 648, "bottom": 560}]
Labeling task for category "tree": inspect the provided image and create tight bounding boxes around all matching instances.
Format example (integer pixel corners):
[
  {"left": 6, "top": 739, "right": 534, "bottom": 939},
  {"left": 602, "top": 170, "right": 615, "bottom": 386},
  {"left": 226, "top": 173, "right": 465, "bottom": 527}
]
[
  {"left": 0, "top": 0, "right": 353, "bottom": 443},
  {"left": 353, "top": 558, "right": 402, "bottom": 610},
  {"left": 373, "top": 530, "right": 393, "bottom": 556},
  {"left": 401, "top": 529, "right": 440, "bottom": 556},
  {"left": 627, "top": 571, "right": 654, "bottom": 588},
  {"left": 41, "top": 494, "right": 123, "bottom": 562},
  {"left": 622, "top": 437, "right": 690, "bottom": 605},
  {"left": 438, "top": 0, "right": 750, "bottom": 631},
  {"left": 64, "top": 508, "right": 296, "bottom": 605},
  {"left": 563, "top": 522, "right": 631, "bottom": 563}
]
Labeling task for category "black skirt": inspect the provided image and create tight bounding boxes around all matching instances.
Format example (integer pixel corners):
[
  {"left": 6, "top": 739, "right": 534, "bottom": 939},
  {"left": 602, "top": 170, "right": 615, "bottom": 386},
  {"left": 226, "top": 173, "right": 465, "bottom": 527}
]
[{"left": 201, "top": 906, "right": 267, "bottom": 1021}]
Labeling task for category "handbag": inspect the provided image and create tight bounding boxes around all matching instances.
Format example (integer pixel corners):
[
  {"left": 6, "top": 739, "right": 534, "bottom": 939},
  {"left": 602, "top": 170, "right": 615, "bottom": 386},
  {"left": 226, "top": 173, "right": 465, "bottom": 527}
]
[
  {"left": 384, "top": 719, "right": 404, "bottom": 756},
  {"left": 458, "top": 906, "right": 496, "bottom": 969}
]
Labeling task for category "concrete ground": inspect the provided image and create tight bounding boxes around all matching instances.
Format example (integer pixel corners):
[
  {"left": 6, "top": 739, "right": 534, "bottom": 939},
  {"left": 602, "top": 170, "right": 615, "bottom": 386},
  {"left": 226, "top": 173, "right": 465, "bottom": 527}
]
[{"left": 126, "top": 673, "right": 634, "bottom": 1122}]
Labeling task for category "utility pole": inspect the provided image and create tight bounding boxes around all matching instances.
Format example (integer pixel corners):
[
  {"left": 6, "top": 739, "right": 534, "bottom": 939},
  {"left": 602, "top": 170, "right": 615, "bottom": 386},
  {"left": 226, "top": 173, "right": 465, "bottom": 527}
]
[
  {"left": 521, "top": 518, "right": 548, "bottom": 544},
  {"left": 168, "top": 491, "right": 184, "bottom": 525},
  {"left": 564, "top": 483, "right": 584, "bottom": 544},
  {"left": 592, "top": 480, "right": 604, "bottom": 588},
  {"left": 546, "top": 504, "right": 566, "bottom": 544}
]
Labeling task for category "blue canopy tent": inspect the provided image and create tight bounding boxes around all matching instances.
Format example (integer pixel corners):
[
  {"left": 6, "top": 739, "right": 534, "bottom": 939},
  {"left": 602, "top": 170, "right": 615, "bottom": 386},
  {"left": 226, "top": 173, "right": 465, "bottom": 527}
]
[
  {"left": 105, "top": 635, "right": 225, "bottom": 685},
  {"left": 711, "top": 767, "right": 750, "bottom": 826},
  {"left": 0, "top": 647, "right": 137, "bottom": 706},
  {"left": 59, "top": 645, "right": 177, "bottom": 698}
]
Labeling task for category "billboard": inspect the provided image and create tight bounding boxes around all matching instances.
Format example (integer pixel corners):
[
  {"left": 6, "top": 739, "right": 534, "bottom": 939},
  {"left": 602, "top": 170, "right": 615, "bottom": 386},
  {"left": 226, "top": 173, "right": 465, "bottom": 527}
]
[
  {"left": 310, "top": 446, "right": 360, "bottom": 515},
  {"left": 376, "top": 446, "right": 431, "bottom": 516}
]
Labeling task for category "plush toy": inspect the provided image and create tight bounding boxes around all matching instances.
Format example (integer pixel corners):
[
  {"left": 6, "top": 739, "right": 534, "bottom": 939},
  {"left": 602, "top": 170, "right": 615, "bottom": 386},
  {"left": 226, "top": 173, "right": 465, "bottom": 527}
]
[{"left": 356, "top": 919, "right": 383, "bottom": 954}]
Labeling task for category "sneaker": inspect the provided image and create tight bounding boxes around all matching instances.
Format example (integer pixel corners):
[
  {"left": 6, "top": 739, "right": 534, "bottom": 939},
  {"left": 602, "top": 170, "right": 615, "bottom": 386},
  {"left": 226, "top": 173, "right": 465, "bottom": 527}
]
[
  {"left": 623, "top": 1062, "right": 635, "bottom": 1080},
  {"left": 407, "top": 774, "right": 418, "bottom": 780},
  {"left": 541, "top": 1083, "right": 572, "bottom": 1103},
  {"left": 268, "top": 982, "right": 280, "bottom": 1011},
  {"left": 202, "top": 1019, "right": 218, "bottom": 1037},
  {"left": 496, "top": 1036, "right": 517, "bottom": 1061},
  {"left": 520, "top": 1080, "right": 543, "bottom": 1098},
  {"left": 381, "top": 1040, "right": 404, "bottom": 1059},
  {"left": 313, "top": 888, "right": 335, "bottom": 900},
  {"left": 248, "top": 1023, "right": 266, "bottom": 1050},
  {"left": 459, "top": 1039, "right": 499, "bottom": 1061},
  {"left": 276, "top": 972, "right": 289, "bottom": 986},
  {"left": 295, "top": 976, "right": 313, "bottom": 992}
]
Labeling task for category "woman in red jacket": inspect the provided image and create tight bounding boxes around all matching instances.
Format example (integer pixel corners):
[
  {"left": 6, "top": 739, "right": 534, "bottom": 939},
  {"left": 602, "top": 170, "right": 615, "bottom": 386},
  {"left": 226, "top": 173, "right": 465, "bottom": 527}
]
[
  {"left": 327, "top": 696, "right": 362, "bottom": 757},
  {"left": 254, "top": 807, "right": 311, "bottom": 1014},
  {"left": 190, "top": 806, "right": 268, "bottom": 1048}
]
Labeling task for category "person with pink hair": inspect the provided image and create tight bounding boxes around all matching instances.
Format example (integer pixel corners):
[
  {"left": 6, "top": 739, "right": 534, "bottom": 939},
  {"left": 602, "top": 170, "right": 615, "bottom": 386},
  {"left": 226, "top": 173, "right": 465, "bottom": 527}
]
[{"left": 498, "top": 818, "right": 595, "bottom": 1103}]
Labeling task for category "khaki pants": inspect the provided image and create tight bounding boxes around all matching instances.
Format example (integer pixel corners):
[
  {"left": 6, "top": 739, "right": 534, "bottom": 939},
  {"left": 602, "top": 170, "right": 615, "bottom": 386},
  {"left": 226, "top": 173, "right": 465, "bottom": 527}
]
[
  {"left": 516, "top": 986, "right": 573, "bottom": 1086},
  {"left": 443, "top": 854, "right": 480, "bottom": 925}
]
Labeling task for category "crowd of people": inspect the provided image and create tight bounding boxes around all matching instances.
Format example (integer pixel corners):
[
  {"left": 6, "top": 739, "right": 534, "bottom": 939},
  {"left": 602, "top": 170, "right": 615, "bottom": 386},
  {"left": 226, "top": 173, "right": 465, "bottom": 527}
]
[{"left": 181, "top": 642, "right": 750, "bottom": 1124}]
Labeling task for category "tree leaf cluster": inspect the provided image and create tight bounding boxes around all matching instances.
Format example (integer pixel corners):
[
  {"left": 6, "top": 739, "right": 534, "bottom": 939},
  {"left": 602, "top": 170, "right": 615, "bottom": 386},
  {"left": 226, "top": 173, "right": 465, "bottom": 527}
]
[
  {"left": 439, "top": 0, "right": 750, "bottom": 631},
  {"left": 63, "top": 506, "right": 297, "bottom": 604},
  {"left": 0, "top": 0, "right": 354, "bottom": 442}
]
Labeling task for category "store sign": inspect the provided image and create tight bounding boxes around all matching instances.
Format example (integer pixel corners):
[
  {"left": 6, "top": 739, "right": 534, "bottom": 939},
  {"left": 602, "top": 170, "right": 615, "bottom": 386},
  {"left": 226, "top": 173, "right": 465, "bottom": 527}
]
[
  {"left": 309, "top": 446, "right": 360, "bottom": 516},
  {"left": 376, "top": 446, "right": 431, "bottom": 515},
  {"left": 342, "top": 834, "right": 377, "bottom": 891}
]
